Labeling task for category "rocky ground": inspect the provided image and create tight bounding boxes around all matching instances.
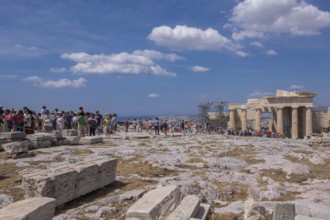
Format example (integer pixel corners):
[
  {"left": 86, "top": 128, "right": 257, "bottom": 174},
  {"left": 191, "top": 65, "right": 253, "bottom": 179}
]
[{"left": 1, "top": 131, "right": 330, "bottom": 220}]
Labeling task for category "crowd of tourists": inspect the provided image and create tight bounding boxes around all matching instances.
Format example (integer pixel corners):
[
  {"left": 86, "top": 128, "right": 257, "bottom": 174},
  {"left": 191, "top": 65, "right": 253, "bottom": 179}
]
[{"left": 0, "top": 105, "right": 118, "bottom": 138}]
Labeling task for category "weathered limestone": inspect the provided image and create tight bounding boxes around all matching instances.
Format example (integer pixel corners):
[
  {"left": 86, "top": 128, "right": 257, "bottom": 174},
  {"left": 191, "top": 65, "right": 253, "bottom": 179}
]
[
  {"left": 26, "top": 133, "right": 55, "bottom": 149},
  {"left": 229, "top": 109, "right": 236, "bottom": 129},
  {"left": 0, "top": 197, "right": 56, "bottom": 220},
  {"left": 62, "top": 129, "right": 79, "bottom": 137},
  {"left": 254, "top": 108, "right": 261, "bottom": 131},
  {"left": 291, "top": 107, "right": 299, "bottom": 139},
  {"left": 0, "top": 137, "right": 11, "bottom": 151},
  {"left": 22, "top": 158, "right": 117, "bottom": 206},
  {"left": 133, "top": 134, "right": 151, "bottom": 139},
  {"left": 79, "top": 136, "right": 103, "bottom": 145},
  {"left": 2, "top": 140, "right": 31, "bottom": 154},
  {"left": 193, "top": 203, "right": 210, "bottom": 220},
  {"left": 273, "top": 203, "right": 295, "bottom": 220},
  {"left": 276, "top": 107, "right": 284, "bottom": 135},
  {"left": 166, "top": 195, "right": 200, "bottom": 220},
  {"left": 295, "top": 203, "right": 330, "bottom": 219},
  {"left": 0, "top": 131, "right": 26, "bottom": 140},
  {"left": 65, "top": 136, "right": 81, "bottom": 145},
  {"left": 242, "top": 108, "right": 248, "bottom": 131},
  {"left": 306, "top": 107, "right": 313, "bottom": 136},
  {"left": 126, "top": 185, "right": 182, "bottom": 220}
]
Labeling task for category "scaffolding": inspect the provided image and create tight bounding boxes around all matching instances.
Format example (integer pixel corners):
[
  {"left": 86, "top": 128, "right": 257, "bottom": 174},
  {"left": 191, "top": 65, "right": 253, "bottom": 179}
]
[{"left": 197, "top": 102, "right": 228, "bottom": 128}]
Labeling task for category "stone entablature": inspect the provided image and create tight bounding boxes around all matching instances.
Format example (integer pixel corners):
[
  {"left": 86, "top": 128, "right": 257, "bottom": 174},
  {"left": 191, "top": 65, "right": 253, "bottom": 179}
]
[{"left": 228, "top": 90, "right": 319, "bottom": 139}]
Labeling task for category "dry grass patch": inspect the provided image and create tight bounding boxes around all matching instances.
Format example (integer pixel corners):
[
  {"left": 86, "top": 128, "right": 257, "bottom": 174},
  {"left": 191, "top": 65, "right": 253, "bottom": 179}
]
[
  {"left": 215, "top": 182, "right": 249, "bottom": 202},
  {"left": 72, "top": 149, "right": 93, "bottom": 156},
  {"left": 116, "top": 157, "right": 180, "bottom": 178},
  {"left": 218, "top": 148, "right": 265, "bottom": 165},
  {"left": 0, "top": 163, "right": 24, "bottom": 201}
]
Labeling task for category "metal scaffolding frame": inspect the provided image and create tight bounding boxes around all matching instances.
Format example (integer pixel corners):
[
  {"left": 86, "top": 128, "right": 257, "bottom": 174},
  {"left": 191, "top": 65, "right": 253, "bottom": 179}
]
[{"left": 197, "top": 102, "right": 228, "bottom": 128}]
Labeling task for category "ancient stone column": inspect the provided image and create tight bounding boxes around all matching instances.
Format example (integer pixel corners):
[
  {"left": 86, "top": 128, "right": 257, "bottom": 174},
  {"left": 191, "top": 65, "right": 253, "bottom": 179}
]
[
  {"left": 242, "top": 108, "right": 247, "bottom": 131},
  {"left": 255, "top": 108, "right": 261, "bottom": 131},
  {"left": 291, "top": 106, "right": 299, "bottom": 139},
  {"left": 229, "top": 109, "right": 236, "bottom": 130},
  {"left": 276, "top": 106, "right": 284, "bottom": 136},
  {"left": 306, "top": 106, "right": 313, "bottom": 137}
]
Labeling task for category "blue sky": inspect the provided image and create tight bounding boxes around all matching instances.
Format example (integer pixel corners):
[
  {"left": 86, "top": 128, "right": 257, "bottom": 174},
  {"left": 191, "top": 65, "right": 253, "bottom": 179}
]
[{"left": 1, "top": 0, "right": 330, "bottom": 116}]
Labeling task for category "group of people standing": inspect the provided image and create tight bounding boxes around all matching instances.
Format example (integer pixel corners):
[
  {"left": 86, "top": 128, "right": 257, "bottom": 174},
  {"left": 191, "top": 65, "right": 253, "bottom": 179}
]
[{"left": 0, "top": 105, "right": 118, "bottom": 138}]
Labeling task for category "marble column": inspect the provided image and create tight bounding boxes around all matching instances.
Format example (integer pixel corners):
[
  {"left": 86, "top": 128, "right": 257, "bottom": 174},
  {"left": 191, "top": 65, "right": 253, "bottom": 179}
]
[
  {"left": 229, "top": 109, "right": 236, "bottom": 130},
  {"left": 242, "top": 108, "right": 247, "bottom": 131},
  {"left": 276, "top": 107, "right": 284, "bottom": 136},
  {"left": 306, "top": 106, "right": 313, "bottom": 136},
  {"left": 291, "top": 106, "right": 298, "bottom": 139},
  {"left": 255, "top": 108, "right": 261, "bottom": 131}
]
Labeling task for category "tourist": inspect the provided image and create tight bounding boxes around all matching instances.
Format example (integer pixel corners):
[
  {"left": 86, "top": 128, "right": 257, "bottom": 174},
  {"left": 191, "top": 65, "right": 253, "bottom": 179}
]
[
  {"left": 40, "top": 106, "right": 47, "bottom": 115},
  {"left": 138, "top": 118, "right": 143, "bottom": 133},
  {"left": 103, "top": 114, "right": 111, "bottom": 138},
  {"left": 111, "top": 113, "right": 118, "bottom": 134},
  {"left": 36, "top": 113, "right": 43, "bottom": 131},
  {"left": 77, "top": 111, "right": 86, "bottom": 137},
  {"left": 132, "top": 118, "right": 137, "bottom": 132},
  {"left": 64, "top": 111, "right": 73, "bottom": 130},
  {"left": 23, "top": 107, "right": 34, "bottom": 134},
  {"left": 43, "top": 110, "right": 54, "bottom": 133},
  {"left": 154, "top": 117, "right": 160, "bottom": 135},
  {"left": 87, "top": 113, "right": 97, "bottom": 136},
  {"left": 4, "top": 108, "right": 14, "bottom": 132},
  {"left": 163, "top": 120, "right": 169, "bottom": 136},
  {"left": 56, "top": 112, "right": 65, "bottom": 131},
  {"left": 124, "top": 118, "right": 129, "bottom": 133},
  {"left": 95, "top": 110, "right": 103, "bottom": 136}
]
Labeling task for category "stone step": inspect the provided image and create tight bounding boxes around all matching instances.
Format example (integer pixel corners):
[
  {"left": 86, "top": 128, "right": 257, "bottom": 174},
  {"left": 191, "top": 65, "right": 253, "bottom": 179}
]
[
  {"left": 0, "top": 197, "right": 56, "bottom": 220},
  {"left": 273, "top": 203, "right": 295, "bottom": 220},
  {"left": 166, "top": 195, "right": 200, "bottom": 220},
  {"left": 126, "top": 185, "right": 182, "bottom": 220},
  {"left": 79, "top": 136, "right": 103, "bottom": 144},
  {"left": 295, "top": 215, "right": 324, "bottom": 220},
  {"left": 192, "top": 203, "right": 211, "bottom": 220}
]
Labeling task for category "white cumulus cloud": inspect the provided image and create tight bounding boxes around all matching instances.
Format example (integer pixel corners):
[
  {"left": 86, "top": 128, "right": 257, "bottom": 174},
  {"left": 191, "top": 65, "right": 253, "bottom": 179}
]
[
  {"left": 148, "top": 25, "right": 233, "bottom": 51},
  {"left": 190, "top": 66, "right": 210, "bottom": 72},
  {"left": 265, "top": 50, "right": 278, "bottom": 56},
  {"left": 23, "top": 76, "right": 86, "bottom": 88},
  {"left": 290, "top": 84, "right": 304, "bottom": 90},
  {"left": 148, "top": 93, "right": 160, "bottom": 98},
  {"left": 61, "top": 50, "right": 180, "bottom": 77},
  {"left": 50, "top": 67, "right": 66, "bottom": 73},
  {"left": 230, "top": 0, "right": 330, "bottom": 40},
  {"left": 250, "top": 41, "right": 264, "bottom": 48}
]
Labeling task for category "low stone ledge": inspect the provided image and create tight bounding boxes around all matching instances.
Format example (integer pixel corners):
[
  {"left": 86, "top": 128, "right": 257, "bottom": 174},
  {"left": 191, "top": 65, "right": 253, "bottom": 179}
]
[
  {"left": 0, "top": 131, "right": 26, "bottom": 140},
  {"left": 166, "top": 195, "right": 200, "bottom": 220},
  {"left": 295, "top": 203, "right": 330, "bottom": 220},
  {"left": 22, "top": 158, "right": 117, "bottom": 206},
  {"left": 295, "top": 215, "right": 323, "bottom": 220},
  {"left": 62, "top": 129, "right": 78, "bottom": 137},
  {"left": 2, "top": 140, "right": 32, "bottom": 155},
  {"left": 133, "top": 134, "right": 151, "bottom": 139},
  {"left": 79, "top": 136, "right": 103, "bottom": 145},
  {"left": 0, "top": 137, "right": 10, "bottom": 151},
  {"left": 0, "top": 197, "right": 56, "bottom": 220},
  {"left": 193, "top": 203, "right": 210, "bottom": 220},
  {"left": 65, "top": 136, "right": 80, "bottom": 145},
  {"left": 126, "top": 185, "right": 182, "bottom": 220},
  {"left": 26, "top": 133, "right": 56, "bottom": 149}
]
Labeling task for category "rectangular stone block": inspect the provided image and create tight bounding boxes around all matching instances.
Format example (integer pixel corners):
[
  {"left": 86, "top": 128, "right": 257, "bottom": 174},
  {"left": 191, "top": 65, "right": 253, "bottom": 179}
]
[
  {"left": 0, "top": 131, "right": 26, "bottom": 140},
  {"left": 273, "top": 203, "right": 295, "bottom": 220},
  {"left": 62, "top": 129, "right": 78, "bottom": 137},
  {"left": 2, "top": 140, "right": 31, "bottom": 154},
  {"left": 65, "top": 136, "right": 80, "bottom": 145},
  {"left": 126, "top": 185, "right": 182, "bottom": 220},
  {"left": 22, "top": 158, "right": 117, "bottom": 206},
  {"left": 80, "top": 136, "right": 103, "bottom": 144},
  {"left": 0, "top": 197, "right": 56, "bottom": 220},
  {"left": 295, "top": 215, "right": 323, "bottom": 220},
  {"left": 295, "top": 203, "right": 330, "bottom": 219},
  {"left": 193, "top": 203, "right": 210, "bottom": 220},
  {"left": 27, "top": 133, "right": 55, "bottom": 141},
  {"left": 0, "top": 137, "right": 10, "bottom": 151},
  {"left": 166, "top": 195, "right": 200, "bottom": 220}
]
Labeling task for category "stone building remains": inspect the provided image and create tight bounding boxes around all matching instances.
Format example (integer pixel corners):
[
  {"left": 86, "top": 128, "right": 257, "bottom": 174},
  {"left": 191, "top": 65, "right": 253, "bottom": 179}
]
[{"left": 228, "top": 90, "right": 330, "bottom": 139}]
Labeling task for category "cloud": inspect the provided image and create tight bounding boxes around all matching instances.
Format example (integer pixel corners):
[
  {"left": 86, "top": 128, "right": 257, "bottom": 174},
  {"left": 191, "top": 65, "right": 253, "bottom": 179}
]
[
  {"left": 249, "top": 91, "right": 274, "bottom": 97},
  {"left": 290, "top": 84, "right": 304, "bottom": 90},
  {"left": 250, "top": 41, "right": 264, "bottom": 48},
  {"left": 50, "top": 67, "right": 66, "bottom": 73},
  {"left": 236, "top": 50, "right": 249, "bottom": 57},
  {"left": 265, "top": 50, "right": 278, "bottom": 56},
  {"left": 23, "top": 76, "right": 86, "bottom": 88},
  {"left": 230, "top": 0, "right": 330, "bottom": 40},
  {"left": 148, "top": 25, "right": 233, "bottom": 51},
  {"left": 61, "top": 50, "right": 180, "bottom": 77},
  {"left": 190, "top": 66, "right": 210, "bottom": 72},
  {"left": 148, "top": 93, "right": 160, "bottom": 98},
  {"left": 14, "top": 44, "right": 38, "bottom": 51}
]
